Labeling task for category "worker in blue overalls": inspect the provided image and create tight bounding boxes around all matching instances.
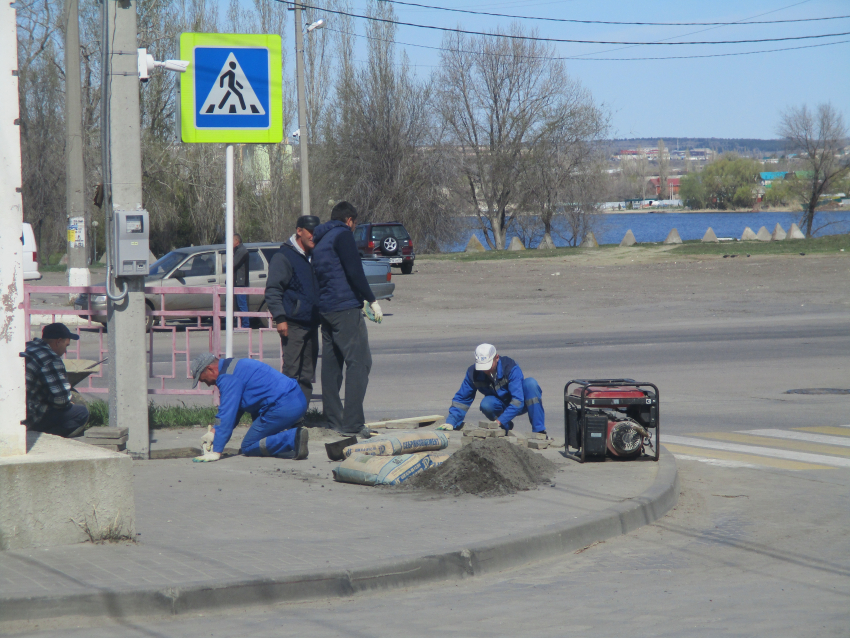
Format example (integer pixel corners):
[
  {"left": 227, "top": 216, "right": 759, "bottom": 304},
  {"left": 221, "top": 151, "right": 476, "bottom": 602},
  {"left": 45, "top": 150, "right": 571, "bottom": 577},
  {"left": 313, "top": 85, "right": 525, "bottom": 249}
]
[
  {"left": 189, "top": 352, "right": 309, "bottom": 462},
  {"left": 438, "top": 344, "right": 547, "bottom": 435}
]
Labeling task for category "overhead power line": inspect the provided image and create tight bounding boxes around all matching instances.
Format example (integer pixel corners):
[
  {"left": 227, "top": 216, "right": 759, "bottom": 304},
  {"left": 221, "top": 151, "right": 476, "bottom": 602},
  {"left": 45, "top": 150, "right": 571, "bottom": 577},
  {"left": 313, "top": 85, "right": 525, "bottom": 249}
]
[
  {"left": 326, "top": 25, "right": 850, "bottom": 62},
  {"left": 284, "top": 2, "right": 850, "bottom": 46},
  {"left": 376, "top": 0, "right": 850, "bottom": 27}
]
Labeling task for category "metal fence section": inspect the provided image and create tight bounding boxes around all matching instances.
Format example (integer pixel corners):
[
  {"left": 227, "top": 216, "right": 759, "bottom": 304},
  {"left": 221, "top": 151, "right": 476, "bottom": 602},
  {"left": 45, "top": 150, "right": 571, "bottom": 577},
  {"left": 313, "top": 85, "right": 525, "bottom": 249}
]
[{"left": 24, "top": 285, "right": 281, "bottom": 399}]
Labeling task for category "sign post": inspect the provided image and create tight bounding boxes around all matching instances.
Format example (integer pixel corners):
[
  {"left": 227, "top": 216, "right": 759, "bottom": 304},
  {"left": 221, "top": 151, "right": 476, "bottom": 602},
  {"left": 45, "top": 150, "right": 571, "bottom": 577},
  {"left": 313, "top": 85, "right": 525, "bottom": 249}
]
[{"left": 179, "top": 33, "right": 283, "bottom": 356}]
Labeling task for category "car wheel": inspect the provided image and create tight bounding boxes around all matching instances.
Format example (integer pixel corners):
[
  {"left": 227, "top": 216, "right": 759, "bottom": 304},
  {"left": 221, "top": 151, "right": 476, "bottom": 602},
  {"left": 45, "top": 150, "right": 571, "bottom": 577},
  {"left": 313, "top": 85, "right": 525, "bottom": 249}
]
[
  {"left": 381, "top": 236, "right": 399, "bottom": 255},
  {"left": 401, "top": 261, "right": 413, "bottom": 275}
]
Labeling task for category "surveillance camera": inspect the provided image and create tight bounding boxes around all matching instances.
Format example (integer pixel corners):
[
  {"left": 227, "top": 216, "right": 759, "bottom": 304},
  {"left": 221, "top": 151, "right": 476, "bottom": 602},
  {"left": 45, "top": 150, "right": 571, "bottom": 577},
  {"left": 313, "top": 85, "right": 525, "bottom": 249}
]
[
  {"left": 291, "top": 129, "right": 301, "bottom": 138},
  {"left": 159, "top": 59, "right": 190, "bottom": 73}
]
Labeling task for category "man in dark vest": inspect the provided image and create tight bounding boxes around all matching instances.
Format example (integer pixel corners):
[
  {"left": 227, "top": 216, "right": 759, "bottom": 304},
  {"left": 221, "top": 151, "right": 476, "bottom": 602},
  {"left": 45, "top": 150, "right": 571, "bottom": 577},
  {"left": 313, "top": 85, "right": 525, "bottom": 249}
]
[
  {"left": 264, "top": 215, "right": 321, "bottom": 405},
  {"left": 233, "top": 233, "right": 250, "bottom": 328},
  {"left": 311, "top": 201, "right": 383, "bottom": 439},
  {"left": 438, "top": 344, "right": 547, "bottom": 435}
]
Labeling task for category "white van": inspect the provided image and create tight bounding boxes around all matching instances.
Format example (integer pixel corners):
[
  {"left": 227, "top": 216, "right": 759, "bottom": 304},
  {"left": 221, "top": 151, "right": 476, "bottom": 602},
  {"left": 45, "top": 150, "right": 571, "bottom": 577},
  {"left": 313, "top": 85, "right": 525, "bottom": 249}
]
[{"left": 22, "top": 223, "right": 41, "bottom": 281}]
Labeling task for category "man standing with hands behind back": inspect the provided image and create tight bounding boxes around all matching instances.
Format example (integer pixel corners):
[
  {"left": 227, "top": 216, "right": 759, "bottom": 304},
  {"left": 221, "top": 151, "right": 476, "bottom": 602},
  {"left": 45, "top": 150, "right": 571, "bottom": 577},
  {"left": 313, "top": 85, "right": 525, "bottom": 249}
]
[
  {"left": 264, "top": 215, "right": 321, "bottom": 405},
  {"left": 311, "top": 201, "right": 383, "bottom": 439}
]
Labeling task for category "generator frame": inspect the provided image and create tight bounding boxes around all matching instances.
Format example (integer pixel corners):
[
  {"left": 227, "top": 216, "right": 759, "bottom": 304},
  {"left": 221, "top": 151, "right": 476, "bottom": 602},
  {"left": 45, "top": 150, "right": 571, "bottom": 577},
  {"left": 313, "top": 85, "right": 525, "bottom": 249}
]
[{"left": 564, "top": 378, "right": 660, "bottom": 463}]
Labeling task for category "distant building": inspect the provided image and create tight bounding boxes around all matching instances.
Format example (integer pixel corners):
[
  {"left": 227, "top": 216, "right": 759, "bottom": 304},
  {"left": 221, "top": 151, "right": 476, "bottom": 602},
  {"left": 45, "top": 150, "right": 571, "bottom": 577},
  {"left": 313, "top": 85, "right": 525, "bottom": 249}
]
[
  {"left": 648, "top": 176, "right": 680, "bottom": 197},
  {"left": 759, "top": 171, "right": 788, "bottom": 186}
]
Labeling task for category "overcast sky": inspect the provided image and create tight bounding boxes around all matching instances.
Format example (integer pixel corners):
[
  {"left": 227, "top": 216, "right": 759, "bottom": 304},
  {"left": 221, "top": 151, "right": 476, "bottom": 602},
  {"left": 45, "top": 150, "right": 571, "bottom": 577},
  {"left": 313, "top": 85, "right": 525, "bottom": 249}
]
[{"left": 299, "top": 0, "right": 850, "bottom": 140}]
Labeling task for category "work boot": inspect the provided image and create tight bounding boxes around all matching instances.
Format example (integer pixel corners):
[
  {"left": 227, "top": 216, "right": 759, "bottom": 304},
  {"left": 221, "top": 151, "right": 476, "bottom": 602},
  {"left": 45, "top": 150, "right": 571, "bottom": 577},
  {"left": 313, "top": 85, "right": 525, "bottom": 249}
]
[
  {"left": 353, "top": 426, "right": 374, "bottom": 440},
  {"left": 294, "top": 427, "right": 309, "bottom": 460}
]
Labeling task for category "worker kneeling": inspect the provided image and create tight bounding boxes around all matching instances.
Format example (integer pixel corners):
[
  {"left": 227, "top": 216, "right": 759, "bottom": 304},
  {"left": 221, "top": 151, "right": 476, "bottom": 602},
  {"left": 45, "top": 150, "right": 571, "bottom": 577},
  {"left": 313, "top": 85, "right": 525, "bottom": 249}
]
[
  {"left": 190, "top": 352, "right": 309, "bottom": 462},
  {"left": 439, "top": 344, "right": 547, "bottom": 435}
]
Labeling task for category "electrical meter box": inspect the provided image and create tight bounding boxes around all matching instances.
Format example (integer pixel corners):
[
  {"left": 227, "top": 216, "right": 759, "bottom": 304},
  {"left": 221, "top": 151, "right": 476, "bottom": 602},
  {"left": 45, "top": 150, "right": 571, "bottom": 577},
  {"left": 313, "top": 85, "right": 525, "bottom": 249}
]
[{"left": 113, "top": 209, "right": 150, "bottom": 276}]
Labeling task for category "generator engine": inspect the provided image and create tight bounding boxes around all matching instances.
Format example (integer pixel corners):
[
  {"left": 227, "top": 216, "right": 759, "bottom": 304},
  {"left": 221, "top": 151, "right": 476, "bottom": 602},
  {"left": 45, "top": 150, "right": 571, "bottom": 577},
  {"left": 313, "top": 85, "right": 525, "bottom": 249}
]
[{"left": 564, "top": 379, "right": 660, "bottom": 463}]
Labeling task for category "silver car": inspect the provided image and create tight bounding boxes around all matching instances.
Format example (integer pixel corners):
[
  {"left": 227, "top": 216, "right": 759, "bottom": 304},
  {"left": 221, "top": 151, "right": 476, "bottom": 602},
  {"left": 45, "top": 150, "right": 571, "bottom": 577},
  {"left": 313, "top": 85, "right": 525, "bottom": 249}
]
[{"left": 75, "top": 242, "right": 395, "bottom": 330}]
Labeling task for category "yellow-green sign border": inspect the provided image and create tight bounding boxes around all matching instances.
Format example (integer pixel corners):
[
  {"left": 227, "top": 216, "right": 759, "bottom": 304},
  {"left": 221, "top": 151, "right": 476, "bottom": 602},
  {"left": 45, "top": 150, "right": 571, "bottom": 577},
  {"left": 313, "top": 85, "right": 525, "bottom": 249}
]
[{"left": 179, "top": 32, "right": 283, "bottom": 144}]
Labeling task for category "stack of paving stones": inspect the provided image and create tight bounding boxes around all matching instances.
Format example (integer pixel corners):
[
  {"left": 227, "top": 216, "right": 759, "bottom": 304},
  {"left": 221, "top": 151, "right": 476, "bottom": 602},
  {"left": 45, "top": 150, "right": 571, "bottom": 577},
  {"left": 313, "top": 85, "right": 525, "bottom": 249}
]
[
  {"left": 460, "top": 421, "right": 565, "bottom": 450},
  {"left": 83, "top": 426, "right": 129, "bottom": 452}
]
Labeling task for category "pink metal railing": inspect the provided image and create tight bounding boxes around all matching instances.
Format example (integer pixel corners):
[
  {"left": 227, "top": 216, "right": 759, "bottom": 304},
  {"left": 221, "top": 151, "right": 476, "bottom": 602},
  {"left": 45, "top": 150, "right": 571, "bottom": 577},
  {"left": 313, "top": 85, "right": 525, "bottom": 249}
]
[{"left": 24, "top": 285, "right": 280, "bottom": 398}]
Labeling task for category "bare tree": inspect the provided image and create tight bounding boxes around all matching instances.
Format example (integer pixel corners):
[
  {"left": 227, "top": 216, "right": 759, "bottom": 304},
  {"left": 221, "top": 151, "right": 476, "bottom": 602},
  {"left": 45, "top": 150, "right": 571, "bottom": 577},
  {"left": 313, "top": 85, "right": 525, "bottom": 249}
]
[
  {"left": 778, "top": 103, "right": 849, "bottom": 237},
  {"left": 439, "top": 24, "right": 600, "bottom": 250},
  {"left": 657, "top": 139, "right": 668, "bottom": 200},
  {"left": 522, "top": 88, "right": 609, "bottom": 247}
]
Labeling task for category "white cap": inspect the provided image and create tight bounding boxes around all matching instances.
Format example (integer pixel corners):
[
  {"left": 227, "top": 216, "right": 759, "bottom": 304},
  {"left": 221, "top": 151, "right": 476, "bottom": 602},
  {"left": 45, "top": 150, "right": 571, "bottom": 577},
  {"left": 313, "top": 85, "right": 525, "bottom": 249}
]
[{"left": 474, "top": 343, "right": 497, "bottom": 371}]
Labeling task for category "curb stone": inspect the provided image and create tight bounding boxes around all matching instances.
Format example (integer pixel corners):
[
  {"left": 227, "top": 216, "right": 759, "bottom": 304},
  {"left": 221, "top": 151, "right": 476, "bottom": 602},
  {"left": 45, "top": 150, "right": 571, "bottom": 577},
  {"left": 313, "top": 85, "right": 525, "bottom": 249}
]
[{"left": 0, "top": 449, "right": 678, "bottom": 623}]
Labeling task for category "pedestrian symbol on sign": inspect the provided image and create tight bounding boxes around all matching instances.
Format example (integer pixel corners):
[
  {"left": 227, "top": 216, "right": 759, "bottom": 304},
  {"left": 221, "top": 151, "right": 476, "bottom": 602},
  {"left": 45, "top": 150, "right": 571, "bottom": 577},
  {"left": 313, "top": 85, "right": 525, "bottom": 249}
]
[{"left": 200, "top": 52, "right": 266, "bottom": 116}]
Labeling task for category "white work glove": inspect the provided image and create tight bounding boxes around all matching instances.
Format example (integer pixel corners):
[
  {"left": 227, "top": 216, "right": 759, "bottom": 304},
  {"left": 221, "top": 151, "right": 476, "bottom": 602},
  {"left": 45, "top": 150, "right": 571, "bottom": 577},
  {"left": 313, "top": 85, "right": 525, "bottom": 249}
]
[
  {"left": 363, "top": 301, "right": 383, "bottom": 323},
  {"left": 201, "top": 425, "right": 214, "bottom": 454},
  {"left": 193, "top": 451, "right": 221, "bottom": 463},
  {"left": 437, "top": 423, "right": 455, "bottom": 431}
]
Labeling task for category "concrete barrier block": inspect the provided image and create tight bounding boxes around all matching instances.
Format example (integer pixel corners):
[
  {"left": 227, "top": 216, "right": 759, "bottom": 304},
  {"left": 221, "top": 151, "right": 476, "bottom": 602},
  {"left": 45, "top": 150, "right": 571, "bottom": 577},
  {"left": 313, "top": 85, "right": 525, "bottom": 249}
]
[
  {"left": 663, "top": 229, "right": 682, "bottom": 245},
  {"left": 741, "top": 227, "right": 758, "bottom": 241},
  {"left": 580, "top": 231, "right": 598, "bottom": 248},
  {"left": 788, "top": 223, "right": 806, "bottom": 239},
  {"left": 771, "top": 223, "right": 787, "bottom": 241},
  {"left": 537, "top": 235, "right": 556, "bottom": 250},
  {"left": 465, "top": 235, "right": 486, "bottom": 253},
  {"left": 507, "top": 236, "right": 525, "bottom": 251},
  {"left": 620, "top": 229, "right": 637, "bottom": 247},
  {"left": 0, "top": 432, "right": 135, "bottom": 550},
  {"left": 755, "top": 226, "right": 771, "bottom": 241},
  {"left": 701, "top": 227, "right": 718, "bottom": 243}
]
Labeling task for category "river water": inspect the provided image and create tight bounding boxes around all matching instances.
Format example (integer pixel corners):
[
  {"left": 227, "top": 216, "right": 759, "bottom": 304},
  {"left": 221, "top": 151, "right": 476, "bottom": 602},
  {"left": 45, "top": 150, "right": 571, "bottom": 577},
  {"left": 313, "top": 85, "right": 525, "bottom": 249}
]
[{"left": 443, "top": 210, "right": 850, "bottom": 252}]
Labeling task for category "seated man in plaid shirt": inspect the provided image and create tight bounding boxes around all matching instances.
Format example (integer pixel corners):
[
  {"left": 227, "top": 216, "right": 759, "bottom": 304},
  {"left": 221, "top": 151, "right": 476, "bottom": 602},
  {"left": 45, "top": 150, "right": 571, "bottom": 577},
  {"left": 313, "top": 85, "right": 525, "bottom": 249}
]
[{"left": 24, "top": 322, "right": 89, "bottom": 438}]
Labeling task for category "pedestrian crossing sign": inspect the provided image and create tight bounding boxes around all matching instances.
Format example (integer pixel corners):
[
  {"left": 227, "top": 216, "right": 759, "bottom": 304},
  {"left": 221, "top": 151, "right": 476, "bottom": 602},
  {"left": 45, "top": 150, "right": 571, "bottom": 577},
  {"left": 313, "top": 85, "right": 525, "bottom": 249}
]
[{"left": 179, "top": 33, "right": 283, "bottom": 144}]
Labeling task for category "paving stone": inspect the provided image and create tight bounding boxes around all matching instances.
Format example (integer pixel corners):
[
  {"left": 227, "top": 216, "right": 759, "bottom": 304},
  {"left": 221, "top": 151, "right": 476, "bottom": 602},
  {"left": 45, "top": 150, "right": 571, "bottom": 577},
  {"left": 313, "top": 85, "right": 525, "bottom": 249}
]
[
  {"left": 489, "top": 428, "right": 506, "bottom": 437},
  {"left": 84, "top": 435, "right": 129, "bottom": 446},
  {"left": 527, "top": 432, "right": 547, "bottom": 440},
  {"left": 84, "top": 427, "right": 129, "bottom": 439},
  {"left": 527, "top": 440, "right": 549, "bottom": 449},
  {"left": 472, "top": 429, "right": 489, "bottom": 438},
  {"left": 479, "top": 420, "right": 500, "bottom": 429}
]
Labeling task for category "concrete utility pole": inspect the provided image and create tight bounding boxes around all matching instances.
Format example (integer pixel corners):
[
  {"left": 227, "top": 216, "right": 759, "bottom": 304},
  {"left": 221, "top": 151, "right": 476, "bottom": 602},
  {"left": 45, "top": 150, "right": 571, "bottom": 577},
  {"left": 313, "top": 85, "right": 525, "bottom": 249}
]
[
  {"left": 104, "top": 0, "right": 149, "bottom": 458},
  {"left": 293, "top": 2, "right": 311, "bottom": 217},
  {"left": 0, "top": 0, "right": 28, "bottom": 457},
  {"left": 64, "top": 0, "right": 90, "bottom": 293}
]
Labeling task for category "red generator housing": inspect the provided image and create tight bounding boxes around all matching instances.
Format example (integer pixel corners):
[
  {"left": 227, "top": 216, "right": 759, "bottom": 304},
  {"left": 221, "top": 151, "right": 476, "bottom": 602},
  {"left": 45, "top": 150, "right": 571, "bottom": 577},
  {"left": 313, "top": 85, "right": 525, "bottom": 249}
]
[{"left": 564, "top": 379, "right": 660, "bottom": 463}]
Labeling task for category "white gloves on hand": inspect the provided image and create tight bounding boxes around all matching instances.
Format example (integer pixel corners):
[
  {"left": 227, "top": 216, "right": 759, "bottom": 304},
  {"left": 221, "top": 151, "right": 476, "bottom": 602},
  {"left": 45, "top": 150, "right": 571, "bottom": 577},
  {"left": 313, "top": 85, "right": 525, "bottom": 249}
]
[
  {"left": 201, "top": 425, "right": 214, "bottom": 454},
  {"left": 437, "top": 423, "right": 455, "bottom": 431},
  {"left": 363, "top": 301, "right": 383, "bottom": 323},
  {"left": 193, "top": 451, "right": 221, "bottom": 463}
]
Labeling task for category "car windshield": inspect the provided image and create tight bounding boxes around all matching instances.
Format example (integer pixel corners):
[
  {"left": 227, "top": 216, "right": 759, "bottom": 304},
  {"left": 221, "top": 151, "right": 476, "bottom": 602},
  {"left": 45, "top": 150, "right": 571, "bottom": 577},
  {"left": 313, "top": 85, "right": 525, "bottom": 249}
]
[
  {"left": 149, "top": 251, "right": 185, "bottom": 278},
  {"left": 371, "top": 226, "right": 409, "bottom": 241}
]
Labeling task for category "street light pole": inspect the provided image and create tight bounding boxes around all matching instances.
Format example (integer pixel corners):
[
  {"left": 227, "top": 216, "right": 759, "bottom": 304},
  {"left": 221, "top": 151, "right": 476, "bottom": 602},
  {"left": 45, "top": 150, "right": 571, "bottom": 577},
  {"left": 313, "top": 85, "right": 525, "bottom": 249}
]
[{"left": 293, "top": 2, "right": 310, "bottom": 218}]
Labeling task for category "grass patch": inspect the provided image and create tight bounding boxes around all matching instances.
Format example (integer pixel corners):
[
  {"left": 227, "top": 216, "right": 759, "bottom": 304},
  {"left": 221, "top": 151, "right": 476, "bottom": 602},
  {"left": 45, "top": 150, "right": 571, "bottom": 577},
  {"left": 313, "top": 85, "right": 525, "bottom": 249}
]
[
  {"left": 40, "top": 264, "right": 67, "bottom": 272},
  {"left": 669, "top": 233, "right": 850, "bottom": 257},
  {"left": 419, "top": 244, "right": 616, "bottom": 263},
  {"left": 86, "top": 399, "right": 253, "bottom": 429},
  {"left": 304, "top": 407, "right": 325, "bottom": 423}
]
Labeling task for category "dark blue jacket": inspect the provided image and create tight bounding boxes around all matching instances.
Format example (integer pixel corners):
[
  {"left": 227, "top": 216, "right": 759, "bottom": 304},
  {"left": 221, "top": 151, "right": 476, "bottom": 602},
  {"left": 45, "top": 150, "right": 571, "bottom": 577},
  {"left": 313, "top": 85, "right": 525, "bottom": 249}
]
[
  {"left": 446, "top": 357, "right": 525, "bottom": 428},
  {"left": 311, "top": 220, "right": 376, "bottom": 313},
  {"left": 264, "top": 238, "right": 319, "bottom": 327},
  {"left": 212, "top": 357, "right": 302, "bottom": 453}
]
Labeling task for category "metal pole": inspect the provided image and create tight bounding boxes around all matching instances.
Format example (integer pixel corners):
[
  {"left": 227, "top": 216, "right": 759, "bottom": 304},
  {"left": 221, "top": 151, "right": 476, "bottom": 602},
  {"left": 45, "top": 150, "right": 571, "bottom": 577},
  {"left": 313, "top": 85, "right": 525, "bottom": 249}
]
[
  {"left": 294, "top": 2, "right": 310, "bottom": 217},
  {"left": 225, "top": 145, "right": 234, "bottom": 358},
  {"left": 63, "top": 0, "right": 89, "bottom": 296},
  {"left": 105, "top": 0, "right": 149, "bottom": 459},
  {"left": 0, "top": 0, "right": 27, "bottom": 457}
]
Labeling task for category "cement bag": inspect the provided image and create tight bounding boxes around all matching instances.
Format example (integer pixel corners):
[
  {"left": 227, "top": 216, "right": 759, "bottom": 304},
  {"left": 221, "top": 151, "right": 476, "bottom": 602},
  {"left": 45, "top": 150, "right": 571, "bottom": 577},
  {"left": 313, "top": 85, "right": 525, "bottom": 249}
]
[
  {"left": 333, "top": 452, "right": 450, "bottom": 486},
  {"left": 342, "top": 431, "right": 449, "bottom": 459}
]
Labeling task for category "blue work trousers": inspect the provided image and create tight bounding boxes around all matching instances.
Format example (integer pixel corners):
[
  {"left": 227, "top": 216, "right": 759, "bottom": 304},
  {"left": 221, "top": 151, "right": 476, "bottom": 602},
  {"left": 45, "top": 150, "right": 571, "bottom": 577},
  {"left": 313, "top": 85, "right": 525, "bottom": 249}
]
[
  {"left": 479, "top": 377, "right": 546, "bottom": 433},
  {"left": 235, "top": 294, "right": 251, "bottom": 328},
  {"left": 240, "top": 392, "right": 308, "bottom": 458}
]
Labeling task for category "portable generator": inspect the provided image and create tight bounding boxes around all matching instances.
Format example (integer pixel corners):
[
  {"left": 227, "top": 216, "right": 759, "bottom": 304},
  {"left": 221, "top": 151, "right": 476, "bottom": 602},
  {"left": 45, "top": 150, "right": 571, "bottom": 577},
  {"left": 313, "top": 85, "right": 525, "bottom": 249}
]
[{"left": 564, "top": 379, "right": 660, "bottom": 463}]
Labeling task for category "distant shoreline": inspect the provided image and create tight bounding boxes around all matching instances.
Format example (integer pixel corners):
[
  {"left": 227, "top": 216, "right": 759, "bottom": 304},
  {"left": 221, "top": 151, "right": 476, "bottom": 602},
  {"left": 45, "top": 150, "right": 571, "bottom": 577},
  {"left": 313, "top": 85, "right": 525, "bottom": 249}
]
[{"left": 602, "top": 208, "right": 801, "bottom": 215}]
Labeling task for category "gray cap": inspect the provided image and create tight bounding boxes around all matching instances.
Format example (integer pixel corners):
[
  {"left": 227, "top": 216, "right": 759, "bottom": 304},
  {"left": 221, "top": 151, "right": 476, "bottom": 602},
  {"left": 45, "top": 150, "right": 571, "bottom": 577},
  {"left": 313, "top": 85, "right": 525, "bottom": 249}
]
[{"left": 190, "top": 352, "right": 217, "bottom": 388}]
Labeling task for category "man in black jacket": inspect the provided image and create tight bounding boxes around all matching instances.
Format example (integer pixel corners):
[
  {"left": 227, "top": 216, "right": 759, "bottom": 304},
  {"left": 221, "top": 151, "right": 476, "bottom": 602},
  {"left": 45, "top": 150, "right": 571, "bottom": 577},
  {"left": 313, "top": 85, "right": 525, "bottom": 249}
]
[
  {"left": 311, "top": 202, "right": 383, "bottom": 438},
  {"left": 264, "top": 216, "right": 321, "bottom": 404},
  {"left": 233, "top": 233, "right": 250, "bottom": 328}
]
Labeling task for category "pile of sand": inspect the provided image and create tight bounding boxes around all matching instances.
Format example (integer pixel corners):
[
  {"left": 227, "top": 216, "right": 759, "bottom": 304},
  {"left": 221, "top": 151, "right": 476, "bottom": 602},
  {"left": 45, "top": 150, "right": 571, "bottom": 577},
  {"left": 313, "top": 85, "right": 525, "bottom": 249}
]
[{"left": 404, "top": 438, "right": 557, "bottom": 497}]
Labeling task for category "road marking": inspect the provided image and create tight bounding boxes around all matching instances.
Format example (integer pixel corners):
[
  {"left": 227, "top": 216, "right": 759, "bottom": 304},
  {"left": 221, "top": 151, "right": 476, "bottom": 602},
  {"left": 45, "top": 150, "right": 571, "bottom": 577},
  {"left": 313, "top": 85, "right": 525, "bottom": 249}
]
[
  {"left": 693, "top": 432, "right": 850, "bottom": 457},
  {"left": 738, "top": 429, "right": 850, "bottom": 448},
  {"left": 664, "top": 445, "right": 833, "bottom": 471},
  {"left": 663, "top": 435, "right": 850, "bottom": 468},
  {"left": 794, "top": 426, "right": 850, "bottom": 437}
]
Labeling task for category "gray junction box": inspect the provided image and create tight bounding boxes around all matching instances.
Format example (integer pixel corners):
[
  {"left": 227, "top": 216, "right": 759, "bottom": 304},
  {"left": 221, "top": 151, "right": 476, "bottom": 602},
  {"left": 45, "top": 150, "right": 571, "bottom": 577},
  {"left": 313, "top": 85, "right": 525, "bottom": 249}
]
[{"left": 113, "top": 209, "right": 149, "bottom": 276}]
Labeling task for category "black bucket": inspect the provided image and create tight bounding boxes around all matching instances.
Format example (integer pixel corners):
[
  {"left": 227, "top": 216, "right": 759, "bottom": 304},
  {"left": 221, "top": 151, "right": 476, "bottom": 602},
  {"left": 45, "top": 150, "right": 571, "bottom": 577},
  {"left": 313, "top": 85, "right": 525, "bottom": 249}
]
[{"left": 325, "top": 436, "right": 357, "bottom": 461}]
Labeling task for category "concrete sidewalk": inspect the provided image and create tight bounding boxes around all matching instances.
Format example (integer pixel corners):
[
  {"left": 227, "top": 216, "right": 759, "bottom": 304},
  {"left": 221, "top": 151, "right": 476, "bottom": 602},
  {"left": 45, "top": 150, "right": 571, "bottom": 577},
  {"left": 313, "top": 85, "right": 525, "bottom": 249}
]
[{"left": 0, "top": 428, "right": 678, "bottom": 625}]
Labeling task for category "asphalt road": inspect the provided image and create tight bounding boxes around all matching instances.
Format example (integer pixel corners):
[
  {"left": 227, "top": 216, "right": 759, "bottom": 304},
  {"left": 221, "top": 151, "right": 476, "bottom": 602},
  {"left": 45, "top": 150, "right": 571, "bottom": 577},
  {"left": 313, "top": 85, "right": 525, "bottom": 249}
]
[{"left": 22, "top": 252, "right": 850, "bottom": 636}]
